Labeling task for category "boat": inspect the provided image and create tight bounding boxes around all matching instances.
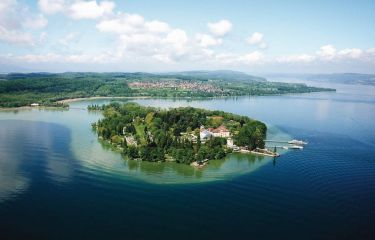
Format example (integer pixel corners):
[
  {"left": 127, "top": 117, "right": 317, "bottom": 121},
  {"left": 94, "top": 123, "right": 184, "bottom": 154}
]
[
  {"left": 288, "top": 139, "right": 307, "bottom": 145},
  {"left": 289, "top": 145, "right": 303, "bottom": 149}
]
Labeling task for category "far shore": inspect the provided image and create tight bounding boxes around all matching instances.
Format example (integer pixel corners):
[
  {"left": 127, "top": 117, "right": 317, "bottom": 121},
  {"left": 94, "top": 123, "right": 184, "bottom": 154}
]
[
  {"left": 0, "top": 106, "right": 68, "bottom": 111},
  {"left": 57, "top": 96, "right": 151, "bottom": 104},
  {"left": 1, "top": 90, "right": 336, "bottom": 110}
]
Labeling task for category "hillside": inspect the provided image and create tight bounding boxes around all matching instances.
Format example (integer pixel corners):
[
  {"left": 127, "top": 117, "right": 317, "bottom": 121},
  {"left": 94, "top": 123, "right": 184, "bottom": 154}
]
[{"left": 166, "top": 70, "right": 266, "bottom": 82}]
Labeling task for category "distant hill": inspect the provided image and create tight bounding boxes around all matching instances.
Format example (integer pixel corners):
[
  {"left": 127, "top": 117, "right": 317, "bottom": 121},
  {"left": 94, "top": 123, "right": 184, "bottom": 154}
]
[
  {"left": 302, "top": 73, "right": 375, "bottom": 85},
  {"left": 165, "top": 70, "right": 266, "bottom": 82},
  {"left": 3, "top": 70, "right": 266, "bottom": 83},
  {"left": 0, "top": 64, "right": 30, "bottom": 74}
]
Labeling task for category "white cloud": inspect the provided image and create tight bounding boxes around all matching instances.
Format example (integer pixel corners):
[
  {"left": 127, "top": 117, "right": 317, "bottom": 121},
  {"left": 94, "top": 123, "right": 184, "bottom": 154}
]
[
  {"left": 207, "top": 19, "right": 232, "bottom": 37},
  {"left": 13, "top": 52, "right": 117, "bottom": 64},
  {"left": 17, "top": 53, "right": 61, "bottom": 63},
  {"left": 97, "top": 13, "right": 191, "bottom": 62},
  {"left": 0, "top": 26, "right": 34, "bottom": 45},
  {"left": 59, "top": 32, "right": 78, "bottom": 46},
  {"left": 0, "top": 0, "right": 15, "bottom": 13},
  {"left": 119, "top": 33, "right": 160, "bottom": 52},
  {"left": 3, "top": 1, "right": 372, "bottom": 71},
  {"left": 39, "top": 32, "right": 48, "bottom": 43},
  {"left": 145, "top": 20, "right": 170, "bottom": 33},
  {"left": 38, "top": 0, "right": 115, "bottom": 19},
  {"left": 195, "top": 33, "right": 222, "bottom": 47},
  {"left": 247, "top": 32, "right": 268, "bottom": 49},
  {"left": 247, "top": 32, "right": 263, "bottom": 45},
  {"left": 97, "top": 14, "right": 170, "bottom": 35},
  {"left": 165, "top": 29, "right": 188, "bottom": 56},
  {"left": 316, "top": 45, "right": 365, "bottom": 61},
  {"left": 23, "top": 14, "right": 48, "bottom": 29},
  {"left": 259, "top": 42, "right": 268, "bottom": 49},
  {"left": 209, "top": 51, "right": 264, "bottom": 66},
  {"left": 337, "top": 48, "right": 363, "bottom": 59},
  {"left": 238, "top": 51, "right": 264, "bottom": 64},
  {"left": 276, "top": 54, "right": 316, "bottom": 63},
  {"left": 317, "top": 45, "right": 336, "bottom": 60},
  {"left": 0, "top": 0, "right": 47, "bottom": 45},
  {"left": 275, "top": 45, "right": 375, "bottom": 64},
  {"left": 97, "top": 13, "right": 145, "bottom": 34},
  {"left": 38, "top": 0, "right": 65, "bottom": 15},
  {"left": 69, "top": 1, "right": 115, "bottom": 19},
  {"left": 165, "top": 29, "right": 188, "bottom": 44},
  {"left": 65, "top": 52, "right": 115, "bottom": 63}
]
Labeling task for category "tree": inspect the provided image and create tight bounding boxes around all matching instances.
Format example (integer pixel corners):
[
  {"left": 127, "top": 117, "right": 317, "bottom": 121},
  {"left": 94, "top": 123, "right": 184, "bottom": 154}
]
[{"left": 127, "top": 146, "right": 139, "bottom": 159}]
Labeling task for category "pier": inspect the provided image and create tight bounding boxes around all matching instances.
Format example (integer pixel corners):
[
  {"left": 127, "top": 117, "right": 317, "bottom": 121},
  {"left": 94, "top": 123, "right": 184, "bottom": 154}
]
[
  {"left": 265, "top": 145, "right": 289, "bottom": 149},
  {"left": 264, "top": 139, "right": 307, "bottom": 151},
  {"left": 265, "top": 139, "right": 308, "bottom": 145},
  {"left": 264, "top": 140, "right": 289, "bottom": 143}
]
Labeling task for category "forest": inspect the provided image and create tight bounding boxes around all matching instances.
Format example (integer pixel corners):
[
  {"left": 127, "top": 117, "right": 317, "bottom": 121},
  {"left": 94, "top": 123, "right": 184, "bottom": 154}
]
[{"left": 91, "top": 102, "right": 267, "bottom": 164}]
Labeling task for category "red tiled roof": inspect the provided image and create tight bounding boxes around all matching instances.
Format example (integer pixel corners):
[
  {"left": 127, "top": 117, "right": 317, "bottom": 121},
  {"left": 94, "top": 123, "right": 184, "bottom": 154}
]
[{"left": 208, "top": 125, "right": 229, "bottom": 133}]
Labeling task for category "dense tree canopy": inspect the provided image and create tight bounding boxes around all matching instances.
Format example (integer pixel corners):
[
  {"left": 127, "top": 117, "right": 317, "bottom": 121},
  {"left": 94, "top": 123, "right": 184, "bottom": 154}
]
[{"left": 92, "top": 102, "right": 267, "bottom": 164}]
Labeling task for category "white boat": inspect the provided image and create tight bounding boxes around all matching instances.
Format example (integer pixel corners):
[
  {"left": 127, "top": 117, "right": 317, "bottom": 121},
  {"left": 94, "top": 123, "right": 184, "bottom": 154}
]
[
  {"left": 289, "top": 145, "right": 303, "bottom": 149},
  {"left": 288, "top": 139, "right": 307, "bottom": 145}
]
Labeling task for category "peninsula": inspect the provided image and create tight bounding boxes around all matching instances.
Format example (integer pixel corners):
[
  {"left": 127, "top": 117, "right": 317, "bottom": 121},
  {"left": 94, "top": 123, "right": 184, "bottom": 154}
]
[
  {"left": 91, "top": 102, "right": 268, "bottom": 165},
  {"left": 0, "top": 71, "right": 335, "bottom": 108}
]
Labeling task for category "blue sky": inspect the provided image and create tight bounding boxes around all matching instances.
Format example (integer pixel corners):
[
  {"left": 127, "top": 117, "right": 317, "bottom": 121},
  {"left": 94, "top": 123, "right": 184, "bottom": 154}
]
[{"left": 0, "top": 0, "right": 374, "bottom": 73}]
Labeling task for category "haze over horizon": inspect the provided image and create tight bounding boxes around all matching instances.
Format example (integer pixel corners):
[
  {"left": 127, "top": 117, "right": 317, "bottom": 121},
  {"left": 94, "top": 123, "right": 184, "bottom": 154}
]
[{"left": 0, "top": 0, "right": 374, "bottom": 74}]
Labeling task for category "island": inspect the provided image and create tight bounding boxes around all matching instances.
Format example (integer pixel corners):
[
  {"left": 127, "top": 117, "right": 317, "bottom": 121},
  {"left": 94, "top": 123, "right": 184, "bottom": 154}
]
[
  {"left": 0, "top": 71, "right": 335, "bottom": 108},
  {"left": 91, "top": 102, "right": 269, "bottom": 166}
]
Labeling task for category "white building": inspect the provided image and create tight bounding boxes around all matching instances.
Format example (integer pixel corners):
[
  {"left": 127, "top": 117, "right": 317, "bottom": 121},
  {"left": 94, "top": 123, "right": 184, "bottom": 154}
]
[
  {"left": 227, "top": 138, "right": 234, "bottom": 147},
  {"left": 200, "top": 129, "right": 212, "bottom": 140},
  {"left": 208, "top": 125, "right": 231, "bottom": 138},
  {"left": 200, "top": 125, "right": 231, "bottom": 140}
]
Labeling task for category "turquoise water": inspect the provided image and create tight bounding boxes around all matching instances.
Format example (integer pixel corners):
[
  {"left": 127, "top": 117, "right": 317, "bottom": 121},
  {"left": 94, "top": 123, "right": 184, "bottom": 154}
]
[{"left": 1, "top": 82, "right": 375, "bottom": 239}]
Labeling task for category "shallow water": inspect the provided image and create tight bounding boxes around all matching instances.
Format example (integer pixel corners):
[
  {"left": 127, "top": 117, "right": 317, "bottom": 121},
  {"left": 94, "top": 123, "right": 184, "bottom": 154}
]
[{"left": 0, "top": 81, "right": 375, "bottom": 239}]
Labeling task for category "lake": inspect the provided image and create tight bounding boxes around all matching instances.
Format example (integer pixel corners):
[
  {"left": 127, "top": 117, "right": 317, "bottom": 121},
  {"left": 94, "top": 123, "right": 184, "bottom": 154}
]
[{"left": 1, "top": 80, "right": 375, "bottom": 239}]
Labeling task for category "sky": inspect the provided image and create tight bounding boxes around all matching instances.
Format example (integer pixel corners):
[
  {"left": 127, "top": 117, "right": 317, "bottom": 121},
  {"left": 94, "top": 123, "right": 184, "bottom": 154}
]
[{"left": 0, "top": 0, "right": 374, "bottom": 73}]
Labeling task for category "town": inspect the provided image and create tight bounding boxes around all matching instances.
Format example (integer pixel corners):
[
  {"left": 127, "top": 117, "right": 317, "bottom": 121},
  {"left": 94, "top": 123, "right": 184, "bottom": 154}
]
[{"left": 128, "top": 80, "right": 225, "bottom": 94}]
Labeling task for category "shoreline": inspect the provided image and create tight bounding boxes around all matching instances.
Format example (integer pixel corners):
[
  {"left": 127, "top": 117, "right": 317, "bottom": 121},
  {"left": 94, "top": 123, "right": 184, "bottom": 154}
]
[
  {"left": 1, "top": 88, "right": 335, "bottom": 110},
  {"left": 56, "top": 94, "right": 269, "bottom": 103},
  {"left": 57, "top": 96, "right": 152, "bottom": 104},
  {"left": 0, "top": 106, "right": 68, "bottom": 111}
]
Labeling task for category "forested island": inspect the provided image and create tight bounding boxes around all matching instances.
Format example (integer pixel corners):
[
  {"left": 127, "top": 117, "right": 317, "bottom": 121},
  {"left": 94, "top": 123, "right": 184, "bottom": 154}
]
[
  {"left": 91, "top": 102, "right": 267, "bottom": 165},
  {"left": 0, "top": 71, "right": 335, "bottom": 108}
]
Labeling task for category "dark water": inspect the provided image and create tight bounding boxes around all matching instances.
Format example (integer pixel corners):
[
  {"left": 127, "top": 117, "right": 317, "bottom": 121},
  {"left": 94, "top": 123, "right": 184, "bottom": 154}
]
[{"left": 1, "top": 82, "right": 375, "bottom": 239}]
